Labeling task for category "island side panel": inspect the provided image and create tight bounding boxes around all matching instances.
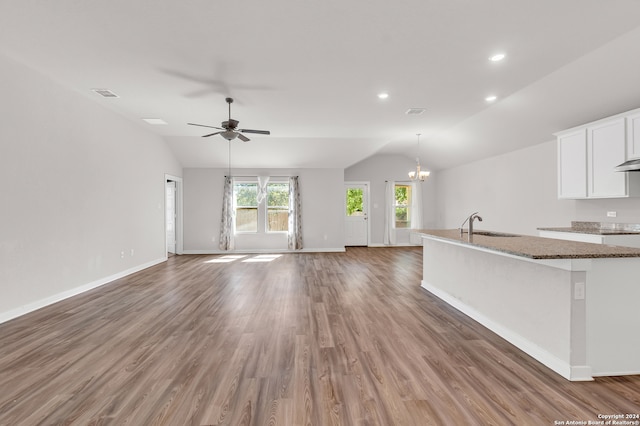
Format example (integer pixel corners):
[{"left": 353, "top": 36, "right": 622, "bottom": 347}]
[
  {"left": 587, "top": 258, "right": 640, "bottom": 376},
  {"left": 420, "top": 236, "right": 585, "bottom": 380}
]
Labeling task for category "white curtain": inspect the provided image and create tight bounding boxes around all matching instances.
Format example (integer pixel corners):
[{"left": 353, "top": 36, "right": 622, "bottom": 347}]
[
  {"left": 410, "top": 181, "right": 423, "bottom": 230},
  {"left": 219, "top": 176, "right": 235, "bottom": 251},
  {"left": 383, "top": 180, "right": 397, "bottom": 245},
  {"left": 256, "top": 175, "right": 269, "bottom": 203},
  {"left": 288, "top": 176, "right": 303, "bottom": 250}
]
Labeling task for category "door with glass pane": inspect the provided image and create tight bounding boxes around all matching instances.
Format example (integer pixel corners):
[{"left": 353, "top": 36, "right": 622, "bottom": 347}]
[{"left": 345, "top": 182, "right": 369, "bottom": 246}]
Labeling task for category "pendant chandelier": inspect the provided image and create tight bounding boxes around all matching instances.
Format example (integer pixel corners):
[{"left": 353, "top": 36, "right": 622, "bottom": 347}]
[{"left": 408, "top": 133, "right": 430, "bottom": 181}]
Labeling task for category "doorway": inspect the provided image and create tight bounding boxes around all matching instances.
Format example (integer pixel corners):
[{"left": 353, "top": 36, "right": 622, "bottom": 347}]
[
  {"left": 165, "top": 174, "right": 183, "bottom": 256},
  {"left": 344, "top": 182, "right": 370, "bottom": 246}
]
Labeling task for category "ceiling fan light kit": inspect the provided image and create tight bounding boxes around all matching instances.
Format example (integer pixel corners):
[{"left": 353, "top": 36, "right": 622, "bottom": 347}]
[{"left": 188, "top": 97, "right": 270, "bottom": 142}]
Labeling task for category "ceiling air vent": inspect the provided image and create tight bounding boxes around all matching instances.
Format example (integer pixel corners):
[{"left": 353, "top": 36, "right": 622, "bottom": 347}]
[
  {"left": 91, "top": 88, "right": 119, "bottom": 98},
  {"left": 405, "top": 108, "right": 426, "bottom": 115}
]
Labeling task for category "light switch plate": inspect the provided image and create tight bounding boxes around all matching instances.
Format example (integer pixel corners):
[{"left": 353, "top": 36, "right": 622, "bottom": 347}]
[{"left": 607, "top": 211, "right": 617, "bottom": 217}]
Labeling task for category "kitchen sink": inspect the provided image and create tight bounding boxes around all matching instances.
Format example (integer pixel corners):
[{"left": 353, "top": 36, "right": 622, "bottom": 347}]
[{"left": 473, "top": 231, "right": 520, "bottom": 237}]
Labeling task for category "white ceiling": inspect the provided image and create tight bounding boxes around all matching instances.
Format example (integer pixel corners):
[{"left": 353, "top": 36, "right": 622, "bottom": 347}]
[{"left": 2, "top": 0, "right": 640, "bottom": 170}]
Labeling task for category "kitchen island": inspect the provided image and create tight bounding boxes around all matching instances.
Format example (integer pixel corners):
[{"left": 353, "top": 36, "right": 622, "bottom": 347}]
[{"left": 415, "top": 229, "right": 640, "bottom": 381}]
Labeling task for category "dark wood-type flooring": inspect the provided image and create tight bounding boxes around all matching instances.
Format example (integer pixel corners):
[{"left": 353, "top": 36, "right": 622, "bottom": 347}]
[{"left": 1, "top": 247, "right": 639, "bottom": 425}]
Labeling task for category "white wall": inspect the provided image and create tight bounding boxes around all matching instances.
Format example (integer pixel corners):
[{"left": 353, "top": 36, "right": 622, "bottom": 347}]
[
  {"left": 183, "top": 167, "right": 344, "bottom": 252},
  {"left": 436, "top": 140, "right": 640, "bottom": 235},
  {"left": 0, "top": 53, "right": 182, "bottom": 322},
  {"left": 345, "top": 154, "right": 438, "bottom": 245}
]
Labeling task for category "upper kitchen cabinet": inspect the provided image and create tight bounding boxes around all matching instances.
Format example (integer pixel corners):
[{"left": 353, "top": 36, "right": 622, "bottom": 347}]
[
  {"left": 627, "top": 111, "right": 640, "bottom": 160},
  {"left": 556, "top": 107, "right": 640, "bottom": 199},
  {"left": 587, "top": 118, "right": 627, "bottom": 198},
  {"left": 557, "top": 129, "right": 587, "bottom": 198}
]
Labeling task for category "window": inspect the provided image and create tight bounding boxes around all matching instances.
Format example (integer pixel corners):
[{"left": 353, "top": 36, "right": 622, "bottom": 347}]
[
  {"left": 346, "top": 188, "right": 364, "bottom": 216},
  {"left": 267, "top": 182, "right": 289, "bottom": 232},
  {"left": 234, "top": 183, "right": 258, "bottom": 232},
  {"left": 394, "top": 184, "right": 411, "bottom": 228},
  {"left": 233, "top": 180, "right": 289, "bottom": 233}
]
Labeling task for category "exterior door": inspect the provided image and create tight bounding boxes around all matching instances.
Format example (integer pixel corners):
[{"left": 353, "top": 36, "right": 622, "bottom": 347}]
[
  {"left": 345, "top": 182, "right": 369, "bottom": 246},
  {"left": 166, "top": 181, "right": 176, "bottom": 254}
]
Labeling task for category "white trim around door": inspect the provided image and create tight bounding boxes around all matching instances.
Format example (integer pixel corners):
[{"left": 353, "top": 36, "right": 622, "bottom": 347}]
[
  {"left": 165, "top": 174, "right": 183, "bottom": 255},
  {"left": 344, "top": 181, "right": 371, "bottom": 246}
]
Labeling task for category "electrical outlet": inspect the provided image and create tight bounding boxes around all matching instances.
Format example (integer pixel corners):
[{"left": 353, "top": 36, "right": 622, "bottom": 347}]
[
  {"left": 130, "top": 249, "right": 134, "bottom": 256},
  {"left": 607, "top": 211, "right": 617, "bottom": 218},
  {"left": 574, "top": 282, "right": 585, "bottom": 300},
  {"left": 120, "top": 251, "right": 125, "bottom": 259}
]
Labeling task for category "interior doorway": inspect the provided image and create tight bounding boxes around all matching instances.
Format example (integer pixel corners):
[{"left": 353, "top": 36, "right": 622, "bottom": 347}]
[
  {"left": 165, "top": 174, "right": 183, "bottom": 256},
  {"left": 344, "top": 182, "right": 370, "bottom": 246}
]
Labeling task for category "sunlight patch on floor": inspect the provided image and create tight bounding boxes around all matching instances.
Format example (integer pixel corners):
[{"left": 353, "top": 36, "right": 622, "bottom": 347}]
[
  {"left": 242, "top": 254, "right": 283, "bottom": 263},
  {"left": 205, "top": 255, "right": 247, "bottom": 263}
]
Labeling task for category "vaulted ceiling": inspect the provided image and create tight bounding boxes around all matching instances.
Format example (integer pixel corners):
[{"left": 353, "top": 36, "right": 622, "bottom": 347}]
[{"left": 2, "top": 1, "right": 640, "bottom": 170}]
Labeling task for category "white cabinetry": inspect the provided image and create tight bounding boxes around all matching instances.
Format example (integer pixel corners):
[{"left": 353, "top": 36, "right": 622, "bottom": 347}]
[
  {"left": 557, "top": 130, "right": 587, "bottom": 198},
  {"left": 587, "top": 118, "right": 627, "bottom": 198},
  {"left": 556, "top": 107, "right": 640, "bottom": 199},
  {"left": 627, "top": 111, "right": 640, "bottom": 160}
]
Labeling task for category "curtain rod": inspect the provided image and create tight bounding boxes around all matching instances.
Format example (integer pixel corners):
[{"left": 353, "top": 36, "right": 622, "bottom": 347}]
[
  {"left": 386, "top": 180, "right": 413, "bottom": 183},
  {"left": 225, "top": 175, "right": 294, "bottom": 178}
]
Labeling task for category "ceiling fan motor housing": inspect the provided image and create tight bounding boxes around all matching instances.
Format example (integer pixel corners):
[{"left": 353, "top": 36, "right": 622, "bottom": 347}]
[{"left": 222, "top": 119, "right": 239, "bottom": 129}]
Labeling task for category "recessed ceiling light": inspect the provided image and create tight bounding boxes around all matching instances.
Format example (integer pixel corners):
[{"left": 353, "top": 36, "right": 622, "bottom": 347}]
[
  {"left": 377, "top": 92, "right": 389, "bottom": 99},
  {"left": 489, "top": 53, "right": 506, "bottom": 62},
  {"left": 142, "top": 118, "right": 168, "bottom": 125},
  {"left": 485, "top": 95, "right": 497, "bottom": 103}
]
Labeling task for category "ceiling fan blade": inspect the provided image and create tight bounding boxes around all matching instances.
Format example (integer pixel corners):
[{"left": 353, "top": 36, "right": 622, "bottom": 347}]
[
  {"left": 239, "top": 129, "right": 270, "bottom": 135},
  {"left": 237, "top": 133, "right": 250, "bottom": 142},
  {"left": 188, "top": 122, "right": 224, "bottom": 130},
  {"left": 202, "top": 131, "right": 223, "bottom": 137}
]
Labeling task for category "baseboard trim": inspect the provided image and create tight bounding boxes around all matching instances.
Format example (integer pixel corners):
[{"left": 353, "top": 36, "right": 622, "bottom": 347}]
[
  {"left": 368, "top": 243, "right": 420, "bottom": 247},
  {"left": 0, "top": 257, "right": 167, "bottom": 325},
  {"left": 421, "top": 279, "right": 593, "bottom": 382},
  {"left": 183, "top": 248, "right": 346, "bottom": 254}
]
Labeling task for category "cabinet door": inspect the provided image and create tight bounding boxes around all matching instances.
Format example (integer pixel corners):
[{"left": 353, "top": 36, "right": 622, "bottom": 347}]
[
  {"left": 588, "top": 118, "right": 627, "bottom": 198},
  {"left": 627, "top": 112, "right": 640, "bottom": 160},
  {"left": 557, "top": 130, "right": 587, "bottom": 199}
]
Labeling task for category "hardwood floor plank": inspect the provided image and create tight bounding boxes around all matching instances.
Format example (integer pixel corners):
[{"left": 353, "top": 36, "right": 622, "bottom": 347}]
[{"left": 0, "top": 247, "right": 639, "bottom": 425}]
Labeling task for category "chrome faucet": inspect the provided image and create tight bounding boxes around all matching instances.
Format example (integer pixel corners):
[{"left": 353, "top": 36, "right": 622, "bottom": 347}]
[{"left": 459, "top": 212, "right": 483, "bottom": 241}]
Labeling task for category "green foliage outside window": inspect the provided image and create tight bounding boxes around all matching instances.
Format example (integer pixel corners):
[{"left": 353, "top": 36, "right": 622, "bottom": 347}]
[
  {"left": 235, "top": 183, "right": 258, "bottom": 232},
  {"left": 267, "top": 183, "right": 289, "bottom": 207},
  {"left": 346, "top": 188, "right": 363, "bottom": 216},
  {"left": 235, "top": 183, "right": 258, "bottom": 207},
  {"left": 234, "top": 181, "right": 290, "bottom": 232},
  {"left": 267, "top": 183, "right": 289, "bottom": 232},
  {"left": 395, "top": 185, "right": 411, "bottom": 228}
]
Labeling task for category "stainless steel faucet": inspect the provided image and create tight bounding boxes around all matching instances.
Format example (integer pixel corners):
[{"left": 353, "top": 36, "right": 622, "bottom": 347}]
[{"left": 460, "top": 212, "right": 483, "bottom": 241}]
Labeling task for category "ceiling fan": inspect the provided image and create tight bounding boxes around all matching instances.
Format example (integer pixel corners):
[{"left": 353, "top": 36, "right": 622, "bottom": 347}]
[{"left": 188, "top": 97, "right": 270, "bottom": 142}]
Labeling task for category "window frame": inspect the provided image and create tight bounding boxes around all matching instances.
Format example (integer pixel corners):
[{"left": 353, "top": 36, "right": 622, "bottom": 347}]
[
  {"left": 394, "top": 184, "right": 412, "bottom": 229},
  {"left": 266, "top": 182, "right": 289, "bottom": 233},
  {"left": 233, "top": 181, "right": 259, "bottom": 234},
  {"left": 233, "top": 179, "right": 290, "bottom": 234}
]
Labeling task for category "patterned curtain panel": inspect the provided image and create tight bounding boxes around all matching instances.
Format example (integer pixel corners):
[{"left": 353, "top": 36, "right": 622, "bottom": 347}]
[
  {"left": 288, "top": 176, "right": 303, "bottom": 250},
  {"left": 219, "top": 176, "right": 235, "bottom": 251}
]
